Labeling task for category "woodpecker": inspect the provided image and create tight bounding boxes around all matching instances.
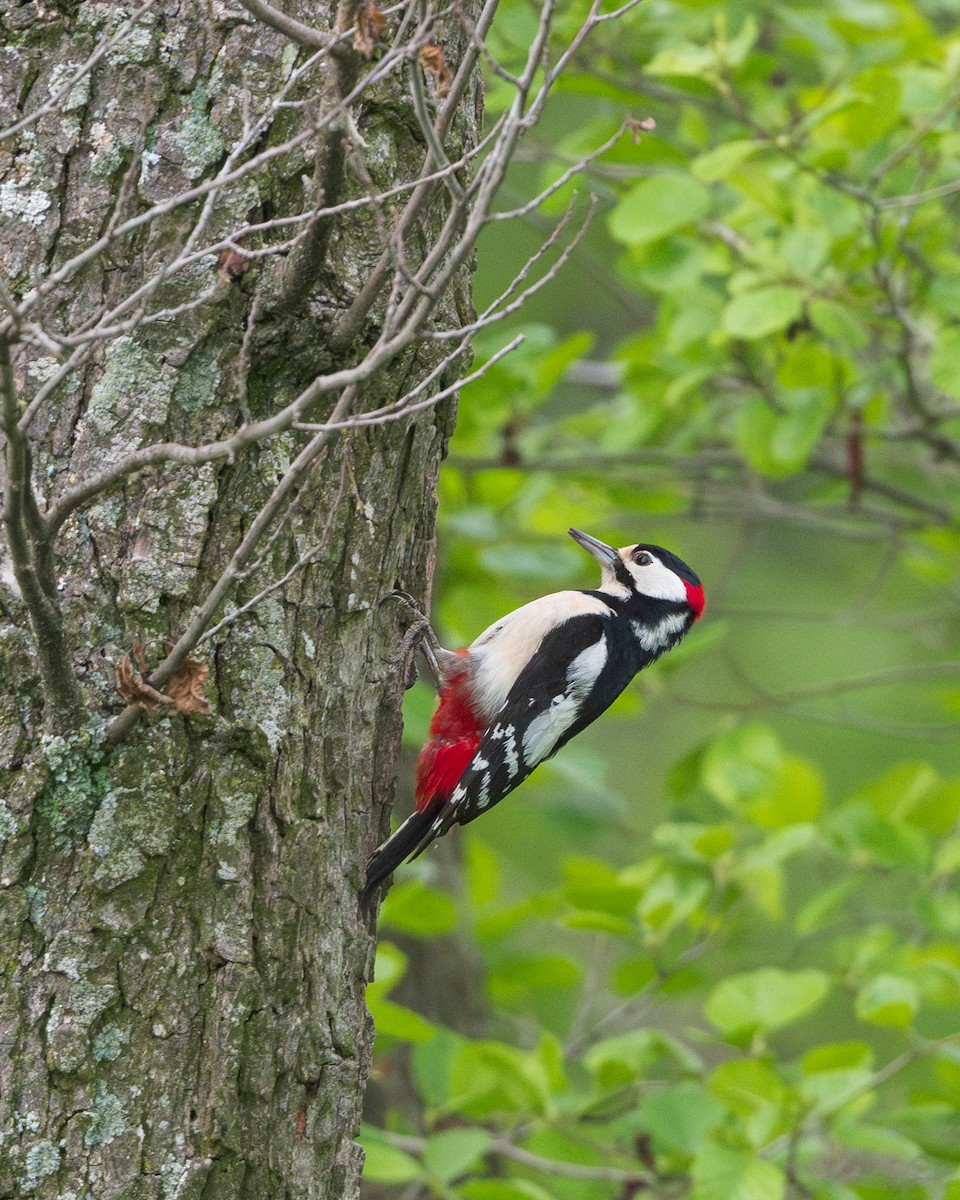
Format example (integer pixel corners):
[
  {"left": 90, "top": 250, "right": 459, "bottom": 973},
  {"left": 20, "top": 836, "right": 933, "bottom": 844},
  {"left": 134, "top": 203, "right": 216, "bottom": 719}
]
[{"left": 361, "top": 528, "right": 704, "bottom": 910}]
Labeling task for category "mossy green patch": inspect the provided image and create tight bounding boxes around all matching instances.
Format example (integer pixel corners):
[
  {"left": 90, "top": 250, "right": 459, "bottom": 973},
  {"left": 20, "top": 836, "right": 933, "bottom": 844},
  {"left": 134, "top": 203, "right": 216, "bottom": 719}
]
[{"left": 37, "top": 725, "right": 112, "bottom": 846}]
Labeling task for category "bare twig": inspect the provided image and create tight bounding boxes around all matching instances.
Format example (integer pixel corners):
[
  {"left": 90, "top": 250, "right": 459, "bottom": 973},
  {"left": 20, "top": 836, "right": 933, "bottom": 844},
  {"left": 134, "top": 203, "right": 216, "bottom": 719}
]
[
  {"left": 0, "top": 334, "right": 85, "bottom": 723},
  {"left": 0, "top": 0, "right": 158, "bottom": 143},
  {"left": 104, "top": 388, "right": 356, "bottom": 745},
  {"left": 233, "top": 0, "right": 334, "bottom": 48},
  {"left": 377, "top": 1129, "right": 661, "bottom": 1189}
]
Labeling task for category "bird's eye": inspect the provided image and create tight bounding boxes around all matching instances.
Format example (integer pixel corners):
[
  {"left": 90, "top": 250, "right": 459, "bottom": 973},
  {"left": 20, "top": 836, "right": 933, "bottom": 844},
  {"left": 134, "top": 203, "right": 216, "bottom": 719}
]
[{"left": 634, "top": 551, "right": 654, "bottom": 566}]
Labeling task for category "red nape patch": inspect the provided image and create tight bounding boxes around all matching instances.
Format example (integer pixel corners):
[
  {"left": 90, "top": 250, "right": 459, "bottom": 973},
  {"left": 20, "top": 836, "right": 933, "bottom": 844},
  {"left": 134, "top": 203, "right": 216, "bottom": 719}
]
[
  {"left": 414, "top": 668, "right": 482, "bottom": 812},
  {"left": 685, "top": 581, "right": 705, "bottom": 621}
]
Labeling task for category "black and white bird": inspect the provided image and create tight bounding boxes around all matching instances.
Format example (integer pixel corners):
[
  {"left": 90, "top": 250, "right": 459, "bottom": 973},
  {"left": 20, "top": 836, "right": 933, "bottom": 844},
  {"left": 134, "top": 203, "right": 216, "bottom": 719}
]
[{"left": 361, "top": 528, "right": 704, "bottom": 909}]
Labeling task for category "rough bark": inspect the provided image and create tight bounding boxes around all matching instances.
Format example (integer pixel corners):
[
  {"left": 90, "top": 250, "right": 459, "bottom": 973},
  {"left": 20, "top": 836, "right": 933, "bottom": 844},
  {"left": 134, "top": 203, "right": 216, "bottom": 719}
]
[{"left": 0, "top": 0, "right": 479, "bottom": 1195}]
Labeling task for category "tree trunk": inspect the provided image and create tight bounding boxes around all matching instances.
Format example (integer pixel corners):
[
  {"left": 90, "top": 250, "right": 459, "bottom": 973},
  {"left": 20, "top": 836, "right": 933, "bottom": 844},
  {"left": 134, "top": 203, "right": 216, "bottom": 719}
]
[{"left": 0, "top": 0, "right": 479, "bottom": 1194}]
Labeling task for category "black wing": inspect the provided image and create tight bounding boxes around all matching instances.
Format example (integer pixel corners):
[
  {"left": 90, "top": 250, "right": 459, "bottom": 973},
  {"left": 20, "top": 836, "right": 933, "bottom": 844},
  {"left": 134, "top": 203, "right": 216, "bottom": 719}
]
[{"left": 410, "top": 613, "right": 630, "bottom": 856}]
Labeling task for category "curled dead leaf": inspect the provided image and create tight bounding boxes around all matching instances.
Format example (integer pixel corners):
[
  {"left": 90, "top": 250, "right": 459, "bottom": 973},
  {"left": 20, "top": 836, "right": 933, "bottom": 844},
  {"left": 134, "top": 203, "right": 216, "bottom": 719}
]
[
  {"left": 418, "top": 43, "right": 453, "bottom": 101},
  {"left": 116, "top": 648, "right": 173, "bottom": 714},
  {"left": 115, "top": 645, "right": 212, "bottom": 716},
  {"left": 216, "top": 247, "right": 250, "bottom": 281},
  {"left": 353, "top": 1, "right": 387, "bottom": 58},
  {"left": 163, "top": 652, "right": 212, "bottom": 716}
]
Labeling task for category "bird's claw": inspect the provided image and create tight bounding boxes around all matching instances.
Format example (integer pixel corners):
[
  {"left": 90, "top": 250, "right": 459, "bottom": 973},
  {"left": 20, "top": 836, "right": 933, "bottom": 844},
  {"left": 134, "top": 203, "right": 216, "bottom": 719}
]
[{"left": 382, "top": 590, "right": 453, "bottom": 687}]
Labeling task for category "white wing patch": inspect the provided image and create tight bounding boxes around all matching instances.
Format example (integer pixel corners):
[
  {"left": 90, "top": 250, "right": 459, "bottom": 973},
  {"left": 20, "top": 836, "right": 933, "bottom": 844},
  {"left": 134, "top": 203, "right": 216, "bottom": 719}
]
[
  {"left": 566, "top": 636, "right": 608, "bottom": 691},
  {"left": 522, "top": 693, "right": 580, "bottom": 766},
  {"left": 520, "top": 634, "right": 608, "bottom": 768},
  {"left": 468, "top": 591, "right": 615, "bottom": 720}
]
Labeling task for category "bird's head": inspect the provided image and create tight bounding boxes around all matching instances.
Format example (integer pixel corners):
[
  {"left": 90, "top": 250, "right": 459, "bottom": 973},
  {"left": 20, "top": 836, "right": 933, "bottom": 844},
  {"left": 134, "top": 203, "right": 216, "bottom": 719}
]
[{"left": 569, "top": 528, "right": 705, "bottom": 620}]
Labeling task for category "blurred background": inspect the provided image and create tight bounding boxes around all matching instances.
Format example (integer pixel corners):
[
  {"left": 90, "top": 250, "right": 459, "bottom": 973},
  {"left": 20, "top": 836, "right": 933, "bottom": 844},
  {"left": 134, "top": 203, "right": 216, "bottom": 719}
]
[{"left": 363, "top": 1, "right": 960, "bottom": 1196}]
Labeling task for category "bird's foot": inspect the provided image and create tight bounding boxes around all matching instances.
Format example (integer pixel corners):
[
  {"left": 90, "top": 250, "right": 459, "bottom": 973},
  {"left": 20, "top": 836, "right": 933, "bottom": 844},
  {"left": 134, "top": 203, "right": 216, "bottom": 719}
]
[{"left": 383, "top": 591, "right": 460, "bottom": 688}]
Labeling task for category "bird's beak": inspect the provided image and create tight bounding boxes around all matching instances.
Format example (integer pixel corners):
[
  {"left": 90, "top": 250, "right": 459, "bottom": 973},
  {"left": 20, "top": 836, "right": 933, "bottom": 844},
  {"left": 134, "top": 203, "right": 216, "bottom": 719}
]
[{"left": 568, "top": 528, "right": 618, "bottom": 569}]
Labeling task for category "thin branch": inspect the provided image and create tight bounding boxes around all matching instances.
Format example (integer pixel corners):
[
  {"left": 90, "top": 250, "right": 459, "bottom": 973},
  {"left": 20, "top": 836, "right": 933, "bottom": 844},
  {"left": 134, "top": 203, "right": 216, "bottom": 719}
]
[
  {"left": 198, "top": 542, "right": 324, "bottom": 644},
  {"left": 4, "top": 33, "right": 410, "bottom": 334},
  {"left": 869, "top": 80, "right": 960, "bottom": 184},
  {"left": 378, "top": 1130, "right": 660, "bottom": 1188},
  {"left": 328, "top": 0, "right": 503, "bottom": 353},
  {"left": 489, "top": 121, "right": 627, "bottom": 221},
  {"left": 234, "top": 0, "right": 334, "bottom": 48},
  {"left": 432, "top": 196, "right": 595, "bottom": 340},
  {"left": 1, "top": 334, "right": 85, "bottom": 724},
  {"left": 293, "top": 334, "right": 524, "bottom": 430},
  {"left": 0, "top": 0, "right": 158, "bottom": 143},
  {"left": 670, "top": 660, "right": 960, "bottom": 716},
  {"left": 104, "top": 389, "right": 356, "bottom": 746}
]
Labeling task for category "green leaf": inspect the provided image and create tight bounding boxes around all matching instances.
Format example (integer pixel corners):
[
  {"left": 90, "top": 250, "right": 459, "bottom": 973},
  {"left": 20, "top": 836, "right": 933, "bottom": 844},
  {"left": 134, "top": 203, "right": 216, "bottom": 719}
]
[
  {"left": 609, "top": 955, "right": 657, "bottom": 995},
  {"left": 795, "top": 879, "right": 855, "bottom": 935},
  {"left": 457, "top": 1180, "right": 555, "bottom": 1200},
  {"left": 701, "top": 725, "right": 782, "bottom": 808},
  {"left": 722, "top": 286, "right": 804, "bottom": 339},
  {"left": 466, "top": 838, "right": 500, "bottom": 907},
  {"left": 828, "top": 803, "right": 929, "bottom": 871},
  {"left": 705, "top": 968, "right": 831, "bottom": 1042},
  {"left": 809, "top": 298, "right": 870, "bottom": 349},
  {"left": 691, "top": 1142, "right": 785, "bottom": 1200},
  {"left": 380, "top": 879, "right": 458, "bottom": 937},
  {"left": 488, "top": 954, "right": 581, "bottom": 1007},
  {"left": 360, "top": 1131, "right": 423, "bottom": 1184},
  {"left": 562, "top": 856, "right": 644, "bottom": 915},
  {"left": 931, "top": 328, "right": 960, "bottom": 402},
  {"left": 735, "top": 395, "right": 833, "bottom": 478},
  {"left": 423, "top": 1129, "right": 492, "bottom": 1184},
  {"left": 709, "top": 1059, "right": 787, "bottom": 1146},
  {"left": 412, "top": 1027, "right": 466, "bottom": 1108},
  {"left": 609, "top": 175, "right": 712, "bottom": 246},
  {"left": 645, "top": 42, "right": 718, "bottom": 78},
  {"left": 370, "top": 997, "right": 436, "bottom": 1043},
  {"left": 802, "top": 1042, "right": 873, "bottom": 1073},
  {"left": 640, "top": 1082, "right": 725, "bottom": 1154},
  {"left": 800, "top": 1042, "right": 874, "bottom": 1112},
  {"left": 692, "top": 140, "right": 758, "bottom": 182},
  {"left": 449, "top": 1041, "right": 555, "bottom": 1119},
  {"left": 367, "top": 941, "right": 408, "bottom": 1000},
  {"left": 585, "top": 1029, "right": 702, "bottom": 1088},
  {"left": 746, "top": 756, "right": 824, "bottom": 828},
  {"left": 855, "top": 974, "right": 920, "bottom": 1028}
]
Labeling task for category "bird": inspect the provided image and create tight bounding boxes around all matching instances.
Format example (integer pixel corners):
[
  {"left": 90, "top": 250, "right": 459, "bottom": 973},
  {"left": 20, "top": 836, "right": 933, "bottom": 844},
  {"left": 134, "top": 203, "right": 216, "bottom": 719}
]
[{"left": 361, "top": 528, "right": 704, "bottom": 910}]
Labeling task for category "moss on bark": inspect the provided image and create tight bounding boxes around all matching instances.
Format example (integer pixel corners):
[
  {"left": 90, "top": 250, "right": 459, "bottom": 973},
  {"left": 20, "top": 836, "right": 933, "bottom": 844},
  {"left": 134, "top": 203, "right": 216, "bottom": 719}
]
[{"left": 0, "top": 0, "right": 479, "bottom": 1193}]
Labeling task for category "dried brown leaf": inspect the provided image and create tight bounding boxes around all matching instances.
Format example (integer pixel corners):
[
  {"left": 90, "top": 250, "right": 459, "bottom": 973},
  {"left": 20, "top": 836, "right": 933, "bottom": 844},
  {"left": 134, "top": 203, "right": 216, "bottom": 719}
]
[
  {"left": 163, "top": 653, "right": 212, "bottom": 715},
  {"left": 625, "top": 115, "right": 657, "bottom": 144},
  {"left": 353, "top": 2, "right": 387, "bottom": 58},
  {"left": 116, "top": 644, "right": 212, "bottom": 716},
  {"left": 116, "top": 650, "right": 172, "bottom": 714},
  {"left": 216, "top": 247, "right": 250, "bottom": 281},
  {"left": 418, "top": 43, "right": 453, "bottom": 101}
]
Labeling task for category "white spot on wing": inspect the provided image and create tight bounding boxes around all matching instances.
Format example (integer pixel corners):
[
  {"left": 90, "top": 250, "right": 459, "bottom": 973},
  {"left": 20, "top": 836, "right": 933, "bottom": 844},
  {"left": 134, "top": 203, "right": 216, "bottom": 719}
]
[{"left": 503, "top": 725, "right": 519, "bottom": 779}]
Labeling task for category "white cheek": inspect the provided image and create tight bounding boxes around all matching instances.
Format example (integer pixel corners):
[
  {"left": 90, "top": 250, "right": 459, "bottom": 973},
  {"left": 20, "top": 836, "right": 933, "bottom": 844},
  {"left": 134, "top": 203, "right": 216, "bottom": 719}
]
[{"left": 627, "top": 560, "right": 687, "bottom": 603}]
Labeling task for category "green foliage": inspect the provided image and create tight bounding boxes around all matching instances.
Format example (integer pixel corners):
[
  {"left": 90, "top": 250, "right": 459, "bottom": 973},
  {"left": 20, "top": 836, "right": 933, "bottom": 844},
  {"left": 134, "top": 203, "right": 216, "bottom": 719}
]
[
  {"left": 363, "top": 0, "right": 960, "bottom": 1194},
  {"left": 364, "top": 728, "right": 960, "bottom": 1196}
]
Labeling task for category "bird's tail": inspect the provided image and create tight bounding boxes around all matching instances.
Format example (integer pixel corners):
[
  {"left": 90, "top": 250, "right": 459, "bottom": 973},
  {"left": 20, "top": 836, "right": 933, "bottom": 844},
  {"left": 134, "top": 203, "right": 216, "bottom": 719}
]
[{"left": 360, "top": 808, "right": 439, "bottom": 913}]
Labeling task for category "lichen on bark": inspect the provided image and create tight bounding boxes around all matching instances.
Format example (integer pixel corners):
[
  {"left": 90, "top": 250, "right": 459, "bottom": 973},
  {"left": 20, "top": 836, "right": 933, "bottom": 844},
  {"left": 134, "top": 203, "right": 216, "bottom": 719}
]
[{"left": 0, "top": 0, "right": 480, "bottom": 1194}]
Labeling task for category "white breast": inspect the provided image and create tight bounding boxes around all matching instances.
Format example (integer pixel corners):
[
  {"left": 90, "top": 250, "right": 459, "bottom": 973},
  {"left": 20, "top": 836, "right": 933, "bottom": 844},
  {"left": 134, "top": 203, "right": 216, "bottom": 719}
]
[{"left": 467, "top": 590, "right": 614, "bottom": 720}]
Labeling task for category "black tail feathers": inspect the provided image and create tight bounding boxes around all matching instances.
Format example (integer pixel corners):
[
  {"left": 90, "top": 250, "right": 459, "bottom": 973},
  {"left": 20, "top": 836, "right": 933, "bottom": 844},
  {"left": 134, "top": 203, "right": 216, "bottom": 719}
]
[{"left": 360, "top": 808, "right": 437, "bottom": 914}]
